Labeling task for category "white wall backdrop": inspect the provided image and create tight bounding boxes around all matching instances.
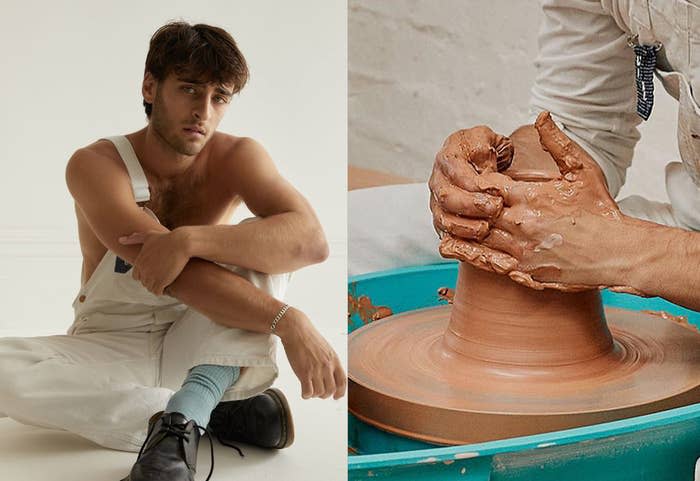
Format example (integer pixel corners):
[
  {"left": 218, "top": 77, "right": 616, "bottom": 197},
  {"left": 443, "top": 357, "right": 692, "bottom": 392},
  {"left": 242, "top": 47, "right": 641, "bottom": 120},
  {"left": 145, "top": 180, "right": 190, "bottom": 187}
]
[
  {"left": 0, "top": 2, "right": 347, "bottom": 480},
  {"left": 349, "top": 0, "right": 679, "bottom": 203},
  {"left": 0, "top": 0, "right": 347, "bottom": 335}
]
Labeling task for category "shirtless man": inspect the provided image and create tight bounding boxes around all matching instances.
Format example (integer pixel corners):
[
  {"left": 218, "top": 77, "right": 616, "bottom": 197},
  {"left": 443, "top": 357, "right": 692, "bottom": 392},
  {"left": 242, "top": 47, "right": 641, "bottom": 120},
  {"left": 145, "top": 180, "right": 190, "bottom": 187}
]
[{"left": 0, "top": 22, "right": 345, "bottom": 481}]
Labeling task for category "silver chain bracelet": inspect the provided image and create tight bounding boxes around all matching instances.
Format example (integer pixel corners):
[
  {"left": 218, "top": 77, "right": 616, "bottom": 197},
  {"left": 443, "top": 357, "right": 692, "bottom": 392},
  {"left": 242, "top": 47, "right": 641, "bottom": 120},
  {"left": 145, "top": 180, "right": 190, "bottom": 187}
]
[{"left": 270, "top": 303, "right": 290, "bottom": 332}]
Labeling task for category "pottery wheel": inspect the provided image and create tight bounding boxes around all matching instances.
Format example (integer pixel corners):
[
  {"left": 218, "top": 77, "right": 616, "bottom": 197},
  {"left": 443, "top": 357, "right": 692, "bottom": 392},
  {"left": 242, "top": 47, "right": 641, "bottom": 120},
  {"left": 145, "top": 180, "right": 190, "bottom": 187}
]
[
  {"left": 348, "top": 267, "right": 700, "bottom": 445},
  {"left": 349, "top": 126, "right": 700, "bottom": 445}
]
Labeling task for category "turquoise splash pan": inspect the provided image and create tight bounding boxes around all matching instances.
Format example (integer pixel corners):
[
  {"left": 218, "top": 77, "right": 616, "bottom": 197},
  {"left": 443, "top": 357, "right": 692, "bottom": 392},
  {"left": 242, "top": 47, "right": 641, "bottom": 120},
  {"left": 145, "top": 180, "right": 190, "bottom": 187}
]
[{"left": 348, "top": 262, "right": 700, "bottom": 480}]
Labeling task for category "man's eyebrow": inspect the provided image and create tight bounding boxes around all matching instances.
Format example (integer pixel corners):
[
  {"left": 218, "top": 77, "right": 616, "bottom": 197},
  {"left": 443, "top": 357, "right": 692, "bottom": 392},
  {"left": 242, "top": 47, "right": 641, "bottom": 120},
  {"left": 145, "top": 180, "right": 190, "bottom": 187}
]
[
  {"left": 177, "top": 77, "right": 205, "bottom": 84},
  {"left": 215, "top": 86, "right": 234, "bottom": 97},
  {"left": 177, "top": 77, "right": 233, "bottom": 96}
]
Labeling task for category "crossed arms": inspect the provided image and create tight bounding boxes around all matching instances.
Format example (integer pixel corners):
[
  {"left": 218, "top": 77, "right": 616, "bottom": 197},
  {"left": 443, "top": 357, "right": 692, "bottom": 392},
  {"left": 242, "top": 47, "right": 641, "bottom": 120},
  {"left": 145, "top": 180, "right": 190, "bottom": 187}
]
[{"left": 65, "top": 137, "right": 345, "bottom": 399}]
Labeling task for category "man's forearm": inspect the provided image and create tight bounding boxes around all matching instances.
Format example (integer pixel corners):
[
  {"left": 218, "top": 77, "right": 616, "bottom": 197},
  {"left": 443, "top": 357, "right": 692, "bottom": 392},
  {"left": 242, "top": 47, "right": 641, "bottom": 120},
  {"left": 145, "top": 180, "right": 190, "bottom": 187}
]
[
  {"left": 176, "top": 211, "right": 328, "bottom": 274},
  {"left": 163, "top": 253, "right": 347, "bottom": 401},
  {"left": 601, "top": 216, "right": 700, "bottom": 311},
  {"left": 165, "top": 256, "right": 301, "bottom": 339}
]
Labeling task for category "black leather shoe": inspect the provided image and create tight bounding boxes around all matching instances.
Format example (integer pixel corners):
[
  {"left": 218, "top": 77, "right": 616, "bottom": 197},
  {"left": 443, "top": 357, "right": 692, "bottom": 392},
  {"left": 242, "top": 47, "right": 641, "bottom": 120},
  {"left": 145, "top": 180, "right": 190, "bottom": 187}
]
[
  {"left": 122, "top": 411, "right": 213, "bottom": 481},
  {"left": 208, "top": 388, "right": 295, "bottom": 450}
]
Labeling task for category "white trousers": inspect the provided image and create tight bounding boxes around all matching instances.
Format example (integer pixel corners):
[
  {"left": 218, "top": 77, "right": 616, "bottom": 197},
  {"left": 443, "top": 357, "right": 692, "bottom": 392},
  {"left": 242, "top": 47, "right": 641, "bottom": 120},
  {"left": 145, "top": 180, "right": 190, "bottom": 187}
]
[{"left": 0, "top": 265, "right": 289, "bottom": 453}]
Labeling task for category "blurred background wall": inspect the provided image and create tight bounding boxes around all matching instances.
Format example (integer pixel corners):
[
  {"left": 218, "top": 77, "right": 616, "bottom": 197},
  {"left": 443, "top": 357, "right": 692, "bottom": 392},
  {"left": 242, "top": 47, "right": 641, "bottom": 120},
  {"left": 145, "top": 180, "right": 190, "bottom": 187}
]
[{"left": 349, "top": 0, "right": 679, "bottom": 203}]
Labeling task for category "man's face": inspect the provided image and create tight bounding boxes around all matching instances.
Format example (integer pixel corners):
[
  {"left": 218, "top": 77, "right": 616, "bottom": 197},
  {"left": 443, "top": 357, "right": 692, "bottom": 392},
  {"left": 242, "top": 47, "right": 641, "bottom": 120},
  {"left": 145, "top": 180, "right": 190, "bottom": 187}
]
[{"left": 145, "top": 71, "right": 234, "bottom": 156}]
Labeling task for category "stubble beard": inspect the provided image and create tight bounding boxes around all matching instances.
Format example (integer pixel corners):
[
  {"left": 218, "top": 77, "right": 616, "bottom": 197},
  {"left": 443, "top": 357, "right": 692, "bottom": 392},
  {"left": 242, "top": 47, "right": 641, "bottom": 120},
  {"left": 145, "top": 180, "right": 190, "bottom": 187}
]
[{"left": 150, "top": 91, "right": 202, "bottom": 157}]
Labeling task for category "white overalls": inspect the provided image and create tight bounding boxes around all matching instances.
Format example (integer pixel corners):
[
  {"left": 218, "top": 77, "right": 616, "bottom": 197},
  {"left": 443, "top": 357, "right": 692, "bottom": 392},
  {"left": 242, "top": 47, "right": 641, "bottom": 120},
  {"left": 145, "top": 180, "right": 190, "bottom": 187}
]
[
  {"left": 0, "top": 136, "right": 289, "bottom": 452},
  {"left": 531, "top": 0, "right": 700, "bottom": 230}
]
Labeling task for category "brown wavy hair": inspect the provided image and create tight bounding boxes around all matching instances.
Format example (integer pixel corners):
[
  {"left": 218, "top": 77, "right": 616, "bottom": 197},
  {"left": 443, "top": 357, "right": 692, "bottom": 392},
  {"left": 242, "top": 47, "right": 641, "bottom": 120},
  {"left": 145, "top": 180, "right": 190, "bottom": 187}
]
[{"left": 143, "top": 21, "right": 249, "bottom": 118}]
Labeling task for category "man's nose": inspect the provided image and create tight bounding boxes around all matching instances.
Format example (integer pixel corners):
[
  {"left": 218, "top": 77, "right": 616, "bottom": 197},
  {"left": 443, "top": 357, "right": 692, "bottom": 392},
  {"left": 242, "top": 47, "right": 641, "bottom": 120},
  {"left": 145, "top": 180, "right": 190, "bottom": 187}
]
[{"left": 192, "top": 95, "right": 212, "bottom": 121}]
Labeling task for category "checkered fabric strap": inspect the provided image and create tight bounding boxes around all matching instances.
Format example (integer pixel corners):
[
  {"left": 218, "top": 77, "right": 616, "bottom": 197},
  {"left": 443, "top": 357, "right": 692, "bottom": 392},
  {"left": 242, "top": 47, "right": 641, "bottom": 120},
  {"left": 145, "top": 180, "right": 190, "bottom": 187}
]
[{"left": 629, "top": 36, "right": 660, "bottom": 121}]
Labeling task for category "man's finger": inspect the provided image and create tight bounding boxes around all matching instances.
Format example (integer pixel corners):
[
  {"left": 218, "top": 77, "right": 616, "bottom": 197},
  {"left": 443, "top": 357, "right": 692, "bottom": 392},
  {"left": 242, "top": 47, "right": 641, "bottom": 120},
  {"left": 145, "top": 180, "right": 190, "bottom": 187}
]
[
  {"left": 534, "top": 111, "right": 588, "bottom": 177},
  {"left": 333, "top": 365, "right": 347, "bottom": 400},
  {"left": 322, "top": 366, "right": 336, "bottom": 399},
  {"left": 510, "top": 270, "right": 600, "bottom": 293},
  {"left": 439, "top": 233, "right": 518, "bottom": 275},
  {"left": 439, "top": 126, "right": 514, "bottom": 175},
  {"left": 430, "top": 167, "right": 503, "bottom": 218},
  {"left": 481, "top": 228, "right": 523, "bottom": 258},
  {"left": 300, "top": 377, "right": 313, "bottom": 399},
  {"left": 475, "top": 172, "right": 515, "bottom": 202},
  {"left": 431, "top": 198, "right": 490, "bottom": 241},
  {"left": 435, "top": 146, "right": 481, "bottom": 192},
  {"left": 315, "top": 372, "right": 327, "bottom": 398},
  {"left": 508, "top": 270, "right": 546, "bottom": 290},
  {"left": 606, "top": 285, "right": 646, "bottom": 296},
  {"left": 435, "top": 152, "right": 514, "bottom": 200}
]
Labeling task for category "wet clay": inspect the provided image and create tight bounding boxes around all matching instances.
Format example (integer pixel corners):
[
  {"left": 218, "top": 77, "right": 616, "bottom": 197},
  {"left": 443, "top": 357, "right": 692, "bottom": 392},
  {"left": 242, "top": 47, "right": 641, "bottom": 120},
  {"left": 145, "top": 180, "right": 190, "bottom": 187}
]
[
  {"left": 349, "top": 265, "right": 700, "bottom": 444},
  {"left": 436, "top": 287, "right": 455, "bottom": 304},
  {"left": 348, "top": 290, "right": 393, "bottom": 325},
  {"left": 642, "top": 310, "right": 698, "bottom": 333},
  {"left": 431, "top": 112, "right": 642, "bottom": 294},
  {"left": 349, "top": 116, "right": 700, "bottom": 445}
]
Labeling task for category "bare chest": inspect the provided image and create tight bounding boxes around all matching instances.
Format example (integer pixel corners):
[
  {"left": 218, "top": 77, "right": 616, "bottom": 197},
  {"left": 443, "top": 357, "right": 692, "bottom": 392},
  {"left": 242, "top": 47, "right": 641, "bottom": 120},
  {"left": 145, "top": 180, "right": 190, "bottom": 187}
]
[
  {"left": 140, "top": 181, "right": 207, "bottom": 230},
  {"left": 142, "top": 165, "right": 237, "bottom": 226},
  {"left": 76, "top": 176, "right": 237, "bottom": 286}
]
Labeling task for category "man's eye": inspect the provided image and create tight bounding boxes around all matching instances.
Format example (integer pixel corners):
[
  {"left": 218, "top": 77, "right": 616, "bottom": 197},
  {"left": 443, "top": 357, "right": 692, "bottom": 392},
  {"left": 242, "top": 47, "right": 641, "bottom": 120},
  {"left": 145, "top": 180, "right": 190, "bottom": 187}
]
[
  {"left": 215, "top": 97, "right": 228, "bottom": 104},
  {"left": 182, "top": 86, "right": 196, "bottom": 94}
]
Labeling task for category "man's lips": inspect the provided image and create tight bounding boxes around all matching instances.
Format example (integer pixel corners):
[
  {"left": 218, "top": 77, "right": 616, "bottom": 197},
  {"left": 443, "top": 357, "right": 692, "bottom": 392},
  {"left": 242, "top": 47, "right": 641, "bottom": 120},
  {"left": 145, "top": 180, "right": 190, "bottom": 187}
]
[{"left": 183, "top": 127, "right": 205, "bottom": 136}]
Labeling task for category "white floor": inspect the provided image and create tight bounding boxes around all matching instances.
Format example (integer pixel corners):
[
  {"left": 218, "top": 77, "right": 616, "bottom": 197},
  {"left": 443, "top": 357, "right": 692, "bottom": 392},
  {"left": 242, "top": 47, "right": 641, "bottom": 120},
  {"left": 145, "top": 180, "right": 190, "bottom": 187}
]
[{"left": 0, "top": 248, "right": 348, "bottom": 481}]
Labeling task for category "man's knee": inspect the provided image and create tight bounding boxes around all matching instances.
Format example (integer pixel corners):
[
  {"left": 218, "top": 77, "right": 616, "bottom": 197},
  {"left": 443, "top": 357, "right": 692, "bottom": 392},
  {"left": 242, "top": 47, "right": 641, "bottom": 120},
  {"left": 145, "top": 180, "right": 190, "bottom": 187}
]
[{"left": 215, "top": 263, "right": 291, "bottom": 299}]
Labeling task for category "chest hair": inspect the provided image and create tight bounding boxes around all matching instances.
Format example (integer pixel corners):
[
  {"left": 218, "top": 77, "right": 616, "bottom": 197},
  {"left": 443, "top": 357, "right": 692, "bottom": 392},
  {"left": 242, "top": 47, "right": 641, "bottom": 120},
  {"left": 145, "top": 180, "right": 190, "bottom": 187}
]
[{"left": 141, "top": 177, "right": 204, "bottom": 230}]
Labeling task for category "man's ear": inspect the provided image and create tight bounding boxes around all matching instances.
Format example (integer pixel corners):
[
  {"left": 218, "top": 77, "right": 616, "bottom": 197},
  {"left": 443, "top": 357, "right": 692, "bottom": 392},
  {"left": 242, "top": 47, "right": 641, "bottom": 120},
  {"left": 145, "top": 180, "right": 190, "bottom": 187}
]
[{"left": 142, "top": 72, "right": 157, "bottom": 104}]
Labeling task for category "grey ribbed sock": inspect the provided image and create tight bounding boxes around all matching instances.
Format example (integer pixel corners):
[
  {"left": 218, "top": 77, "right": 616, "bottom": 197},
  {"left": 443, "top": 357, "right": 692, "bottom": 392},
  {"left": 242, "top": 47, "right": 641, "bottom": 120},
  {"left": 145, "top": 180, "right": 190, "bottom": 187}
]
[{"left": 164, "top": 364, "right": 240, "bottom": 427}]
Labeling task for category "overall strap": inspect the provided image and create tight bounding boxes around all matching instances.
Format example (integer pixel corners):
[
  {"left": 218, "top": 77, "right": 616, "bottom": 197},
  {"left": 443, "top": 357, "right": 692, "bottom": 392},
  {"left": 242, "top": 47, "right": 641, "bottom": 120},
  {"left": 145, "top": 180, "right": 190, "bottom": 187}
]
[{"left": 99, "top": 136, "right": 150, "bottom": 202}]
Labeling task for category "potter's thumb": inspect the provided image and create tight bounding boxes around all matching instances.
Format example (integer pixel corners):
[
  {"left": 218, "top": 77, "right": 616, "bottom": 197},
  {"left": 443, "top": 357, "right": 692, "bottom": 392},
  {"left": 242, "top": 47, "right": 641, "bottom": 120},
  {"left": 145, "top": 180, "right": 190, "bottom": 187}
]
[{"left": 534, "top": 111, "right": 584, "bottom": 176}]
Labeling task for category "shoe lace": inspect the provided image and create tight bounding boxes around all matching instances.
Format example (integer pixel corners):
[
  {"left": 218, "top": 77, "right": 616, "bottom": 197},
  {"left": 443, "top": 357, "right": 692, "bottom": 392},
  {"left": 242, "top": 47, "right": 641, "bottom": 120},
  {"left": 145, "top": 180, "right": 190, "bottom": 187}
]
[
  {"left": 216, "top": 433, "right": 245, "bottom": 458},
  {"left": 211, "top": 402, "right": 246, "bottom": 457},
  {"left": 198, "top": 425, "right": 216, "bottom": 481},
  {"left": 137, "top": 417, "right": 218, "bottom": 481}
]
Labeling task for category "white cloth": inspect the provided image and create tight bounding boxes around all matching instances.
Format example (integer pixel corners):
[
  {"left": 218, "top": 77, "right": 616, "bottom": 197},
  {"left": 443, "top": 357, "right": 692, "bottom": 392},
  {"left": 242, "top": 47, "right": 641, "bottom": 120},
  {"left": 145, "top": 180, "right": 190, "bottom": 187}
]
[
  {"left": 530, "top": 0, "right": 700, "bottom": 230},
  {"left": 0, "top": 136, "right": 289, "bottom": 452},
  {"left": 349, "top": 183, "right": 445, "bottom": 276}
]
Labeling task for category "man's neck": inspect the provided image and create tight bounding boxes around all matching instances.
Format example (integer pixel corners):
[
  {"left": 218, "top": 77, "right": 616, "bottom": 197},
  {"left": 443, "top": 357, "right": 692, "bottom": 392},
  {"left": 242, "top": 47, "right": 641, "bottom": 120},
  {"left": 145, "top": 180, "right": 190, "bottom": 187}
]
[{"left": 129, "top": 126, "right": 201, "bottom": 182}]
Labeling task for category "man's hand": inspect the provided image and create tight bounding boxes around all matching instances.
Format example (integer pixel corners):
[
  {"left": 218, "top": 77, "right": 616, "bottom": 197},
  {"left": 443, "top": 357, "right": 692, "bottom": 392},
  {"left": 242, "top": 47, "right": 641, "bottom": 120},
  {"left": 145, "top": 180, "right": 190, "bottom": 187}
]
[
  {"left": 429, "top": 123, "right": 518, "bottom": 275},
  {"left": 431, "top": 111, "right": 641, "bottom": 293},
  {"left": 276, "top": 308, "right": 346, "bottom": 400},
  {"left": 119, "top": 229, "right": 191, "bottom": 296}
]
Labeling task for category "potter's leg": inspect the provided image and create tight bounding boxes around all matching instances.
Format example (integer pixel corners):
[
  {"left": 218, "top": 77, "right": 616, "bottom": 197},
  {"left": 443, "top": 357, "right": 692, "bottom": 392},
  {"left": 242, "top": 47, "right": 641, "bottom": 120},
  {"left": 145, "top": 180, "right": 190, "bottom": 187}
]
[
  {"left": 126, "top": 264, "right": 291, "bottom": 480},
  {"left": 0, "top": 331, "right": 171, "bottom": 452},
  {"left": 155, "top": 264, "right": 293, "bottom": 453},
  {"left": 164, "top": 364, "right": 240, "bottom": 427},
  {"left": 161, "top": 264, "right": 291, "bottom": 400}
]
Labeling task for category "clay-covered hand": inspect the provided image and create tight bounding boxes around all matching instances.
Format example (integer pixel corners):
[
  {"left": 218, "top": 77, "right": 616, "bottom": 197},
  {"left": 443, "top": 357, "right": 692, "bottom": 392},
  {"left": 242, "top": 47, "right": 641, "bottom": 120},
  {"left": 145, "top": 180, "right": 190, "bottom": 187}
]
[
  {"left": 278, "top": 308, "right": 347, "bottom": 400},
  {"left": 119, "top": 229, "right": 191, "bottom": 296},
  {"left": 429, "top": 124, "right": 519, "bottom": 274},
  {"left": 435, "top": 111, "right": 641, "bottom": 294}
]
